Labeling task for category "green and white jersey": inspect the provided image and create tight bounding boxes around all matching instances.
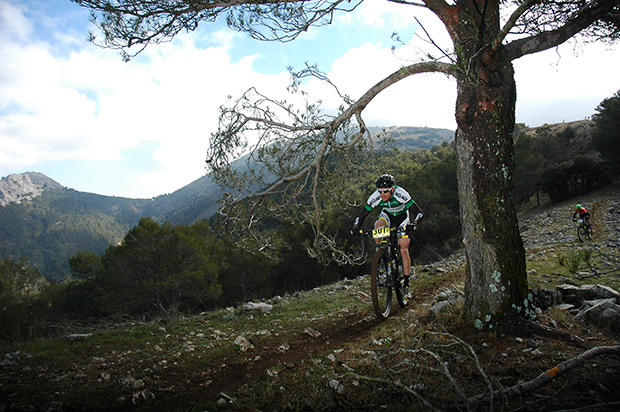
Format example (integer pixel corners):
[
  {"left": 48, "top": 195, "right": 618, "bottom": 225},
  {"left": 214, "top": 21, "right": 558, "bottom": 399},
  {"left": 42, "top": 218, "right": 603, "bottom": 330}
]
[{"left": 365, "top": 186, "right": 415, "bottom": 216}]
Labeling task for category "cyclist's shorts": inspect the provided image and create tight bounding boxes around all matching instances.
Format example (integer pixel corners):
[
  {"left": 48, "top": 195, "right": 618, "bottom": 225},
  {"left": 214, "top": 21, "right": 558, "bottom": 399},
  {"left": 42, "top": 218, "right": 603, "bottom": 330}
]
[{"left": 378, "top": 210, "right": 410, "bottom": 238}]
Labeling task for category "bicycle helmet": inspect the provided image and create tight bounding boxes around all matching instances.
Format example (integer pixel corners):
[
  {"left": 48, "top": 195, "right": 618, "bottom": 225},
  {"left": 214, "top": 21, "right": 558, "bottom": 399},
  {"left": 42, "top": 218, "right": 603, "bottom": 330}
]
[
  {"left": 576, "top": 204, "right": 582, "bottom": 209},
  {"left": 375, "top": 174, "right": 394, "bottom": 188}
]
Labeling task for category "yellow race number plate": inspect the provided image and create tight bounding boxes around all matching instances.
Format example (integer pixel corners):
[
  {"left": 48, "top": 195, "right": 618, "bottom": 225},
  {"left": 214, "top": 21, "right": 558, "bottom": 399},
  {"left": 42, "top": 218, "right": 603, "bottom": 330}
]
[{"left": 372, "top": 226, "right": 391, "bottom": 239}]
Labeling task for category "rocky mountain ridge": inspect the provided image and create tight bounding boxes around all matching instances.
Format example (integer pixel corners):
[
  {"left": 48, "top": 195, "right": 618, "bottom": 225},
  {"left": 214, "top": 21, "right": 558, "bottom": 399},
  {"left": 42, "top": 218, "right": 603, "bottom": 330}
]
[
  {"left": 0, "top": 172, "right": 64, "bottom": 207},
  {"left": 0, "top": 126, "right": 455, "bottom": 209}
]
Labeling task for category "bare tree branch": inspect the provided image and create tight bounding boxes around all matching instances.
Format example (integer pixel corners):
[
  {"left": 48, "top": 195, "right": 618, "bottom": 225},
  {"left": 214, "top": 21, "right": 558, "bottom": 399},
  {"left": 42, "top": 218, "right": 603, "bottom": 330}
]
[
  {"left": 343, "top": 371, "right": 440, "bottom": 411},
  {"left": 207, "top": 60, "right": 455, "bottom": 196},
  {"left": 411, "top": 16, "right": 455, "bottom": 62},
  {"left": 72, "top": 0, "right": 364, "bottom": 60},
  {"left": 386, "top": 0, "right": 427, "bottom": 8},
  {"left": 467, "top": 345, "right": 620, "bottom": 406},
  {"left": 506, "top": 0, "right": 620, "bottom": 60},
  {"left": 491, "top": 0, "right": 541, "bottom": 54},
  {"left": 205, "top": 60, "right": 454, "bottom": 261}
]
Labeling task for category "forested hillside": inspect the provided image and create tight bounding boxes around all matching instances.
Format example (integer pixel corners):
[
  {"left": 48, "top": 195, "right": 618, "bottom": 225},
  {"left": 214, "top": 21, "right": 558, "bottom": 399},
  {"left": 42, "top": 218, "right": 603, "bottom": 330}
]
[
  {"left": 512, "top": 119, "right": 610, "bottom": 205},
  {"left": 0, "top": 189, "right": 150, "bottom": 280},
  {"left": 0, "top": 126, "right": 454, "bottom": 280}
]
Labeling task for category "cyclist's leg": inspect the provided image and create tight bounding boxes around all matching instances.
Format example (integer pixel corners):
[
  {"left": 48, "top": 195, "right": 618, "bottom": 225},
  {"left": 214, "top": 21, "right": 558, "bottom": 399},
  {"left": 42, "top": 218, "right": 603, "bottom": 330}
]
[
  {"left": 397, "top": 231, "right": 411, "bottom": 299},
  {"left": 375, "top": 211, "right": 390, "bottom": 247},
  {"left": 395, "top": 213, "right": 411, "bottom": 283},
  {"left": 398, "top": 236, "right": 411, "bottom": 282}
]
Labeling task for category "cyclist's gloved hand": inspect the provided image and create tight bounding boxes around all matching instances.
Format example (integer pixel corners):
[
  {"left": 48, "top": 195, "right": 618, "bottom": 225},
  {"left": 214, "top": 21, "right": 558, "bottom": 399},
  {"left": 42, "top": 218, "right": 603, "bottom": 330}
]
[{"left": 414, "top": 213, "right": 424, "bottom": 223}]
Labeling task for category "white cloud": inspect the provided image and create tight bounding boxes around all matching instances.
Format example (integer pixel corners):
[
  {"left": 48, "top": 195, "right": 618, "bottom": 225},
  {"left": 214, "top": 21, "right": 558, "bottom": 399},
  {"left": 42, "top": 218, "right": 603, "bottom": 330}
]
[
  {"left": 2, "top": 0, "right": 619, "bottom": 198},
  {"left": 355, "top": 0, "right": 417, "bottom": 28},
  {"left": 0, "top": 1, "right": 31, "bottom": 42},
  {"left": 303, "top": 41, "right": 456, "bottom": 129},
  {"left": 0, "top": 3, "right": 293, "bottom": 197},
  {"left": 514, "top": 41, "right": 620, "bottom": 126}
]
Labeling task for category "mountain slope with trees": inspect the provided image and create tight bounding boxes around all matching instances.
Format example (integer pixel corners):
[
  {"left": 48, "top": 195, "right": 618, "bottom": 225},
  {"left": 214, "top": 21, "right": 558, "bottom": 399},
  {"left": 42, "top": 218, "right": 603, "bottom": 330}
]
[
  {"left": 0, "top": 126, "right": 453, "bottom": 280},
  {"left": 0, "top": 114, "right": 615, "bottom": 288}
]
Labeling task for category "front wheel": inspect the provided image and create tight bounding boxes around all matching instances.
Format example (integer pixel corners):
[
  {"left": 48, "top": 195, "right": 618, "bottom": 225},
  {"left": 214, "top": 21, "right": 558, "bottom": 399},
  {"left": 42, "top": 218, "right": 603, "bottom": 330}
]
[
  {"left": 577, "top": 225, "right": 592, "bottom": 242},
  {"left": 371, "top": 249, "right": 392, "bottom": 320}
]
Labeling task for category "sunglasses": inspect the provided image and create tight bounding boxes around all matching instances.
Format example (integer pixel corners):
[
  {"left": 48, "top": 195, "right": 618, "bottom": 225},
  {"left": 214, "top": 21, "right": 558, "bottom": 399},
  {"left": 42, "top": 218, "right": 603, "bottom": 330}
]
[{"left": 378, "top": 189, "right": 392, "bottom": 194}]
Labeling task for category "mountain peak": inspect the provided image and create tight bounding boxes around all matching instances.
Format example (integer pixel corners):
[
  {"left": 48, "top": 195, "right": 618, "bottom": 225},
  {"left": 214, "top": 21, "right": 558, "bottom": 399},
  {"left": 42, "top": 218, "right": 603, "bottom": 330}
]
[{"left": 0, "top": 172, "right": 64, "bottom": 206}]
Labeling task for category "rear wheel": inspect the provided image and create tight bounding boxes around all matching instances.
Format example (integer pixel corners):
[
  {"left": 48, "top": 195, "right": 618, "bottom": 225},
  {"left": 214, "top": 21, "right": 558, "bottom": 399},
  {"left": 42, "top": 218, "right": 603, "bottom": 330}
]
[{"left": 371, "top": 249, "right": 392, "bottom": 320}]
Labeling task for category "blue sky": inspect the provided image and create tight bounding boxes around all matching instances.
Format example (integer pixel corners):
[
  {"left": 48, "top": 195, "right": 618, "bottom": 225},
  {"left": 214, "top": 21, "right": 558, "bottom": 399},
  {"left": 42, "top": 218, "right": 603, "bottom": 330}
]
[{"left": 1, "top": 0, "right": 619, "bottom": 199}]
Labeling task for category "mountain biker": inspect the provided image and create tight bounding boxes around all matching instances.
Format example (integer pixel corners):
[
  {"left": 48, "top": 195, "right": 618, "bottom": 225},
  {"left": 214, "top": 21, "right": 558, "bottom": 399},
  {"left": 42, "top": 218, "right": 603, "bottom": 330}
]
[
  {"left": 351, "top": 174, "right": 424, "bottom": 297},
  {"left": 572, "top": 204, "right": 591, "bottom": 226}
]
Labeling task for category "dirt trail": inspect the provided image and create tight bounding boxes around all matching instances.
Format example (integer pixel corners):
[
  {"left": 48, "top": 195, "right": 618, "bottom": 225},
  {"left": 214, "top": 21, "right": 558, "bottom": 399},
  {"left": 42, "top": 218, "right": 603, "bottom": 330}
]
[{"left": 141, "top": 280, "right": 450, "bottom": 410}]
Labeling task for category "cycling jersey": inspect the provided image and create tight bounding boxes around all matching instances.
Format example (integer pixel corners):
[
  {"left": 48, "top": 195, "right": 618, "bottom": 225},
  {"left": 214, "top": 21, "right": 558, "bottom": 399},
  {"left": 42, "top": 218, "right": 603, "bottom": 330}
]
[
  {"left": 365, "top": 186, "right": 415, "bottom": 216},
  {"left": 573, "top": 207, "right": 590, "bottom": 220},
  {"left": 352, "top": 186, "right": 423, "bottom": 234},
  {"left": 575, "top": 207, "right": 588, "bottom": 216}
]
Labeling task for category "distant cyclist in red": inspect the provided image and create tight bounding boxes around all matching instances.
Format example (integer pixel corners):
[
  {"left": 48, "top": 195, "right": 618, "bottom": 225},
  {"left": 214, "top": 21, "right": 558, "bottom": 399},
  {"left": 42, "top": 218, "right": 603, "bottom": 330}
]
[{"left": 572, "top": 204, "right": 591, "bottom": 226}]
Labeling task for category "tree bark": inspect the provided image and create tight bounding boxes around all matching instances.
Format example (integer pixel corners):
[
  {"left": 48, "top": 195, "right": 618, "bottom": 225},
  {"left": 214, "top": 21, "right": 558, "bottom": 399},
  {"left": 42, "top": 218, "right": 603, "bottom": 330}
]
[{"left": 450, "top": 0, "right": 528, "bottom": 326}]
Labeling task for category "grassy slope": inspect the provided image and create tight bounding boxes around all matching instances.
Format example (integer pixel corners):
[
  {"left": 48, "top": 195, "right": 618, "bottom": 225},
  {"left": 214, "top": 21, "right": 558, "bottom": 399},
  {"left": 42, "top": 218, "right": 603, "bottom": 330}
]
[{"left": 1, "top": 187, "right": 619, "bottom": 412}]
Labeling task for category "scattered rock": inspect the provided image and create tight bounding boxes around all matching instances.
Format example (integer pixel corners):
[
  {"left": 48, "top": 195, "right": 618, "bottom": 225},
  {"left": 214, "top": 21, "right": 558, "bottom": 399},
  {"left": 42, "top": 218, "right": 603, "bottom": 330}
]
[
  {"left": 1, "top": 351, "right": 31, "bottom": 366},
  {"left": 233, "top": 336, "right": 254, "bottom": 352},
  {"left": 328, "top": 379, "right": 345, "bottom": 394},
  {"left": 277, "top": 342, "right": 290, "bottom": 353},
  {"left": 66, "top": 333, "right": 93, "bottom": 341},
  {"left": 430, "top": 300, "right": 451, "bottom": 315},
  {"left": 131, "top": 389, "right": 154, "bottom": 405},
  {"left": 576, "top": 298, "right": 620, "bottom": 329},
  {"left": 555, "top": 303, "right": 576, "bottom": 311},
  {"left": 549, "top": 283, "right": 620, "bottom": 329},
  {"left": 243, "top": 302, "right": 274, "bottom": 314},
  {"left": 428, "top": 286, "right": 464, "bottom": 315},
  {"left": 304, "top": 327, "right": 321, "bottom": 338},
  {"left": 530, "top": 288, "right": 561, "bottom": 309},
  {"left": 557, "top": 284, "right": 620, "bottom": 305},
  {"left": 212, "top": 329, "right": 227, "bottom": 340},
  {"left": 120, "top": 375, "right": 145, "bottom": 390},
  {"left": 269, "top": 295, "right": 283, "bottom": 304}
]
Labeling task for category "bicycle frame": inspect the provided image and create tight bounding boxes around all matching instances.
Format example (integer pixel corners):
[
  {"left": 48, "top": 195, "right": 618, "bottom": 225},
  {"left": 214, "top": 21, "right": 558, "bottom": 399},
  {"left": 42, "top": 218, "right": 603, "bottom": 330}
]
[
  {"left": 576, "top": 219, "right": 593, "bottom": 242},
  {"left": 361, "top": 224, "right": 414, "bottom": 319},
  {"left": 385, "top": 229, "right": 406, "bottom": 270}
]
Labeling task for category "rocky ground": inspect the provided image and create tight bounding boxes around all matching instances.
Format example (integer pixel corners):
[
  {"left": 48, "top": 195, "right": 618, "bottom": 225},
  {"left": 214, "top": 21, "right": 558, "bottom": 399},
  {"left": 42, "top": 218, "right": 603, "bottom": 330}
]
[{"left": 1, "top": 187, "right": 619, "bottom": 412}]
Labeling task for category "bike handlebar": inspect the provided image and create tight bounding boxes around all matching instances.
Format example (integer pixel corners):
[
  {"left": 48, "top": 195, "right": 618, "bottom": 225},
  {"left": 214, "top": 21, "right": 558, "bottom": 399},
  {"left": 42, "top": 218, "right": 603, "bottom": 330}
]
[{"left": 355, "top": 222, "right": 418, "bottom": 238}]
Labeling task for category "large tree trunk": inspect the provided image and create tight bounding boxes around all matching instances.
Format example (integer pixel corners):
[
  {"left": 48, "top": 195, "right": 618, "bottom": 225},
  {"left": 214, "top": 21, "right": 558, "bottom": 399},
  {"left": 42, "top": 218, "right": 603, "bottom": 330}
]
[{"left": 452, "top": 1, "right": 529, "bottom": 327}]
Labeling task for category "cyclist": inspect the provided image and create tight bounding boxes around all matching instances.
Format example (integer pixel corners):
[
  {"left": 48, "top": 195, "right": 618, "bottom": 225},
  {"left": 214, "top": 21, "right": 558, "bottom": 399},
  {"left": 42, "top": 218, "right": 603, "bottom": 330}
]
[
  {"left": 351, "top": 174, "right": 423, "bottom": 296},
  {"left": 572, "top": 204, "right": 591, "bottom": 226}
]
